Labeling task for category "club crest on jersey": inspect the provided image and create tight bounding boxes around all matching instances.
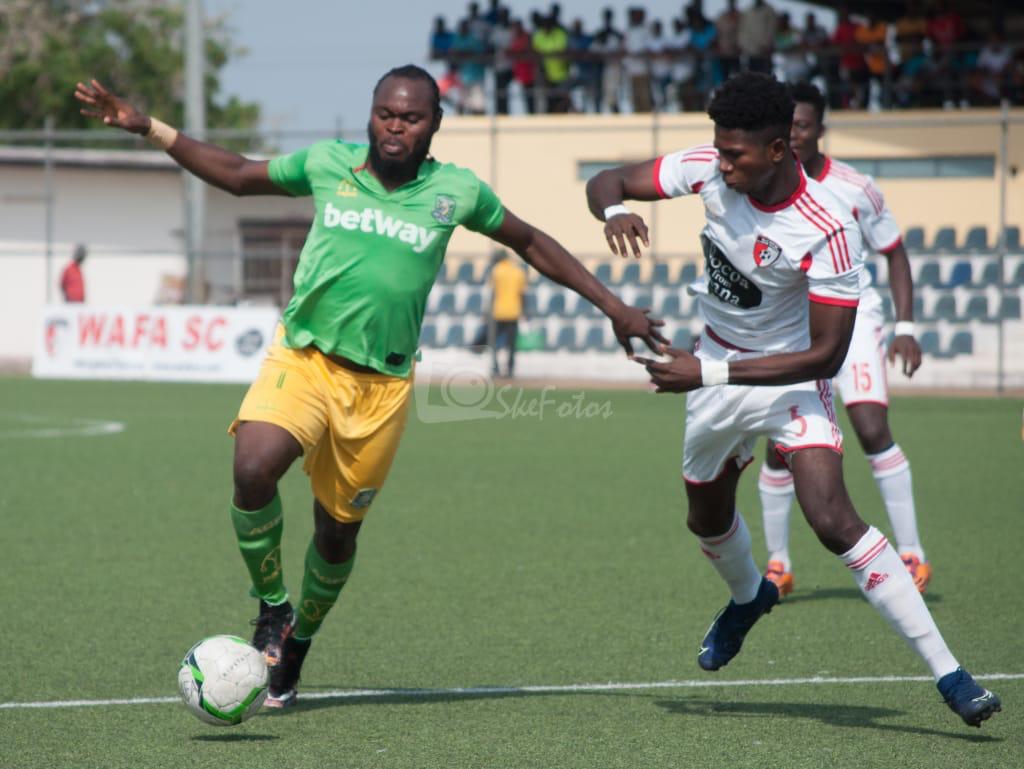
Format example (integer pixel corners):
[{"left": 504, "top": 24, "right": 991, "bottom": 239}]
[
  {"left": 753, "top": 235, "right": 783, "bottom": 267},
  {"left": 336, "top": 179, "right": 358, "bottom": 197},
  {"left": 432, "top": 194, "right": 456, "bottom": 224}
]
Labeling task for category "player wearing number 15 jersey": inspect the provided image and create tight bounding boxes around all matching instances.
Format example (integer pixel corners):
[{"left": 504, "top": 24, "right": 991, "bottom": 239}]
[
  {"left": 758, "top": 82, "right": 930, "bottom": 601},
  {"left": 586, "top": 72, "right": 999, "bottom": 728}
]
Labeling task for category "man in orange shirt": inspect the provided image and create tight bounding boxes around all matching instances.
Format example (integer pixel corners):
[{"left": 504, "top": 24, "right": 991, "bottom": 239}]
[
  {"left": 60, "top": 244, "right": 87, "bottom": 303},
  {"left": 490, "top": 251, "right": 527, "bottom": 377}
]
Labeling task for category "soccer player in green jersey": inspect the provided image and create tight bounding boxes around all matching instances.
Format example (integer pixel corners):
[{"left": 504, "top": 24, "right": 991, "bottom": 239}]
[{"left": 75, "top": 65, "right": 665, "bottom": 707}]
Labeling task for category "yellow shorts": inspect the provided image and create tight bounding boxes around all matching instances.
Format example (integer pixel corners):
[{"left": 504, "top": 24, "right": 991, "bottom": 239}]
[{"left": 231, "top": 331, "right": 412, "bottom": 523}]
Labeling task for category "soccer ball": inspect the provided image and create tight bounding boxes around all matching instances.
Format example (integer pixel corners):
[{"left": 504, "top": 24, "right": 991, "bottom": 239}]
[{"left": 177, "top": 635, "right": 268, "bottom": 726}]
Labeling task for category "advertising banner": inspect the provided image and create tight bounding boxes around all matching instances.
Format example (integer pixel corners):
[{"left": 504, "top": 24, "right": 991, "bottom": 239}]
[{"left": 33, "top": 305, "right": 281, "bottom": 383}]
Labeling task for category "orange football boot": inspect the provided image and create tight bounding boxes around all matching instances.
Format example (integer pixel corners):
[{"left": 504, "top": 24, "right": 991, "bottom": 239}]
[
  {"left": 901, "top": 554, "right": 932, "bottom": 593},
  {"left": 764, "top": 560, "right": 794, "bottom": 598}
]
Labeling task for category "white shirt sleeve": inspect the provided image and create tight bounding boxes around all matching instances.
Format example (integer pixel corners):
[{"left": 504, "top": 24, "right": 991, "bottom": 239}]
[
  {"left": 805, "top": 212, "right": 864, "bottom": 307},
  {"left": 654, "top": 144, "right": 720, "bottom": 199},
  {"left": 857, "top": 176, "right": 903, "bottom": 253}
]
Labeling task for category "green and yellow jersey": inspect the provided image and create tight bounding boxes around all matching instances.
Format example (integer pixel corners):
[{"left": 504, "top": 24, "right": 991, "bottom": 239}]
[{"left": 269, "top": 140, "right": 506, "bottom": 377}]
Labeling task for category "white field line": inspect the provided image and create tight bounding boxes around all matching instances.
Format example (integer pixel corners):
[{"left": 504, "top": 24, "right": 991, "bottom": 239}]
[
  {"left": 3, "top": 673, "right": 1022, "bottom": 711},
  {"left": 0, "top": 414, "right": 125, "bottom": 439}
]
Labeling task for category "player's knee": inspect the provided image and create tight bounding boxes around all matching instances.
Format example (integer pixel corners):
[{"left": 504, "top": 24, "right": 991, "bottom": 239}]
[
  {"left": 233, "top": 454, "right": 280, "bottom": 507},
  {"left": 855, "top": 421, "right": 893, "bottom": 455}
]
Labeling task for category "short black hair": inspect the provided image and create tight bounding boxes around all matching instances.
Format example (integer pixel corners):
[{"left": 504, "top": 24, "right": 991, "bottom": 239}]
[
  {"left": 707, "top": 72, "right": 794, "bottom": 142},
  {"left": 373, "top": 65, "right": 443, "bottom": 121},
  {"left": 790, "top": 81, "right": 827, "bottom": 125}
]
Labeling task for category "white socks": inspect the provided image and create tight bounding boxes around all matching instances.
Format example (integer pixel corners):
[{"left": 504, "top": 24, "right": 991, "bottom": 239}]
[
  {"left": 867, "top": 444, "right": 925, "bottom": 561},
  {"left": 697, "top": 512, "right": 762, "bottom": 604},
  {"left": 758, "top": 466, "right": 795, "bottom": 571},
  {"left": 841, "top": 527, "right": 958, "bottom": 680}
]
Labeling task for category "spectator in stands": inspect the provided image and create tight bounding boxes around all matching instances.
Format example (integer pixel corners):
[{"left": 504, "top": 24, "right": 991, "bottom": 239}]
[
  {"left": 648, "top": 19, "right": 673, "bottom": 111},
  {"left": 715, "top": 0, "right": 742, "bottom": 83},
  {"left": 429, "top": 16, "right": 455, "bottom": 62},
  {"left": 739, "top": 0, "right": 777, "bottom": 74},
  {"left": 775, "top": 12, "right": 810, "bottom": 84},
  {"left": 688, "top": 8, "right": 718, "bottom": 97},
  {"left": 895, "top": 1, "right": 929, "bottom": 57},
  {"left": 592, "top": 7, "right": 624, "bottom": 113},
  {"left": 490, "top": 7, "right": 515, "bottom": 114},
  {"left": 668, "top": 16, "right": 698, "bottom": 111},
  {"left": 568, "top": 18, "right": 600, "bottom": 113},
  {"left": 489, "top": 251, "right": 527, "bottom": 378},
  {"left": 894, "top": 39, "right": 939, "bottom": 108},
  {"left": 533, "top": 11, "right": 571, "bottom": 113},
  {"left": 451, "top": 19, "right": 488, "bottom": 115},
  {"left": 464, "top": 1, "right": 491, "bottom": 44},
  {"left": 624, "top": 7, "right": 652, "bottom": 113},
  {"left": 971, "top": 30, "right": 1014, "bottom": 105},
  {"left": 855, "top": 13, "right": 890, "bottom": 109},
  {"left": 927, "top": 0, "right": 969, "bottom": 106},
  {"left": 832, "top": 5, "right": 867, "bottom": 108},
  {"left": 483, "top": 0, "right": 502, "bottom": 27},
  {"left": 509, "top": 18, "right": 537, "bottom": 113},
  {"left": 60, "top": 244, "right": 87, "bottom": 303}
]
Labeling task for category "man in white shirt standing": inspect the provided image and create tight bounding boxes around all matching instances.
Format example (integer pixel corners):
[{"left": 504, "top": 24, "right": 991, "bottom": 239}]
[{"left": 585, "top": 72, "right": 1000, "bottom": 729}]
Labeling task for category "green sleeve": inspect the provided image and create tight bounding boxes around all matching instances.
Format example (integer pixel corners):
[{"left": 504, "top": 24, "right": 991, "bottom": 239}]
[
  {"left": 268, "top": 146, "right": 313, "bottom": 197},
  {"left": 463, "top": 179, "right": 506, "bottom": 234}
]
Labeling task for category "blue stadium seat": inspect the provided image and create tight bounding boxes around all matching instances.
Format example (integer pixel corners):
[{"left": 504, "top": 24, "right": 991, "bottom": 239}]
[
  {"left": 880, "top": 295, "right": 894, "bottom": 323},
  {"left": 946, "top": 261, "right": 972, "bottom": 288},
  {"left": 454, "top": 262, "right": 476, "bottom": 284},
  {"left": 545, "top": 294, "right": 566, "bottom": 316},
  {"left": 523, "top": 294, "right": 538, "bottom": 316},
  {"left": 916, "top": 261, "right": 941, "bottom": 287},
  {"left": 930, "top": 295, "right": 957, "bottom": 321},
  {"left": 963, "top": 226, "right": 988, "bottom": 253},
  {"left": 865, "top": 262, "right": 878, "bottom": 285},
  {"left": 580, "top": 326, "right": 607, "bottom": 351},
  {"left": 974, "top": 261, "right": 1001, "bottom": 287},
  {"left": 1000, "top": 294, "right": 1021, "bottom": 319},
  {"left": 661, "top": 294, "right": 681, "bottom": 317},
  {"left": 931, "top": 227, "right": 957, "bottom": 253},
  {"left": 947, "top": 331, "right": 973, "bottom": 357},
  {"left": 617, "top": 263, "right": 641, "bottom": 286},
  {"left": 464, "top": 292, "right": 483, "bottom": 314},
  {"left": 1004, "top": 226, "right": 1021, "bottom": 252},
  {"left": 435, "top": 291, "right": 456, "bottom": 314},
  {"left": 633, "top": 292, "right": 653, "bottom": 311},
  {"left": 679, "top": 263, "right": 699, "bottom": 284},
  {"left": 444, "top": 325, "right": 464, "bottom": 347},
  {"left": 919, "top": 330, "right": 941, "bottom": 356},
  {"left": 1013, "top": 262, "right": 1024, "bottom": 287},
  {"left": 964, "top": 294, "right": 990, "bottom": 322},
  {"left": 671, "top": 327, "right": 693, "bottom": 350},
  {"left": 903, "top": 227, "right": 925, "bottom": 252},
  {"left": 653, "top": 263, "right": 672, "bottom": 285},
  {"left": 594, "top": 263, "right": 613, "bottom": 284},
  {"left": 913, "top": 295, "right": 924, "bottom": 321},
  {"left": 553, "top": 326, "right": 576, "bottom": 350},
  {"left": 419, "top": 323, "right": 437, "bottom": 348}
]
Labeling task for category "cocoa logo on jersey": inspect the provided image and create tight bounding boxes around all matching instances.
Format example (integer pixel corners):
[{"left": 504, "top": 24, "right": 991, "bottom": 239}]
[
  {"left": 701, "top": 235, "right": 762, "bottom": 309},
  {"left": 753, "top": 235, "right": 783, "bottom": 267}
]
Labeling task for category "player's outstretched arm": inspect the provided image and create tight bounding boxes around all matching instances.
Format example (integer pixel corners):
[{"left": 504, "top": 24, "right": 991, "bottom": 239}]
[
  {"left": 488, "top": 208, "right": 667, "bottom": 355},
  {"left": 585, "top": 160, "right": 661, "bottom": 258},
  {"left": 634, "top": 303, "right": 856, "bottom": 393},
  {"left": 883, "top": 243, "right": 922, "bottom": 377},
  {"left": 74, "top": 79, "right": 281, "bottom": 196}
]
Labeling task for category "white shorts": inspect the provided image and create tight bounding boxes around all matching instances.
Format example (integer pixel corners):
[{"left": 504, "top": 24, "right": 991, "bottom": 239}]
[
  {"left": 834, "top": 297, "right": 888, "bottom": 407},
  {"left": 682, "top": 331, "right": 845, "bottom": 484}
]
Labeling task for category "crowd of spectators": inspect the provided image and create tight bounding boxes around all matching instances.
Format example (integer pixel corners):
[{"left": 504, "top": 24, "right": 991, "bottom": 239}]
[{"left": 429, "top": 1, "right": 1024, "bottom": 115}]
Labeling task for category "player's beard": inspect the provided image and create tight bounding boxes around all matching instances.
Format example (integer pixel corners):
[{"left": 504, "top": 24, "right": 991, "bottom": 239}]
[{"left": 366, "top": 124, "right": 433, "bottom": 184}]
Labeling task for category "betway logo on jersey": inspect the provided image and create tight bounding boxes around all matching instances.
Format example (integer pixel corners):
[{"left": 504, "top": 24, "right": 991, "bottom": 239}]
[{"left": 323, "top": 202, "right": 438, "bottom": 253}]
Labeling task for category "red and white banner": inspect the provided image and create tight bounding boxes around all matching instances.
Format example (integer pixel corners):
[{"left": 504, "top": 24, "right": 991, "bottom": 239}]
[{"left": 33, "top": 305, "right": 281, "bottom": 383}]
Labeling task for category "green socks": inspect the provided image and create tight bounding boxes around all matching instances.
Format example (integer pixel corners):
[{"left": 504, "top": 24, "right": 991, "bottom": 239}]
[
  {"left": 230, "top": 493, "right": 288, "bottom": 605},
  {"left": 293, "top": 538, "right": 355, "bottom": 640}
]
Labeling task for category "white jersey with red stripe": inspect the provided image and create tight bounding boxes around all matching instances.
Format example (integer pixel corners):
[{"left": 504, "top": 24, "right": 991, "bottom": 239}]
[
  {"left": 655, "top": 144, "right": 864, "bottom": 354},
  {"left": 814, "top": 156, "right": 903, "bottom": 314}
]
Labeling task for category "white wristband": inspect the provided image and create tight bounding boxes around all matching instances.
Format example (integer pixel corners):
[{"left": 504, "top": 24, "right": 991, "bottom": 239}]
[
  {"left": 603, "top": 204, "right": 631, "bottom": 221},
  {"left": 146, "top": 117, "right": 179, "bottom": 151},
  {"left": 700, "top": 359, "right": 730, "bottom": 387},
  {"left": 893, "top": 321, "right": 916, "bottom": 338}
]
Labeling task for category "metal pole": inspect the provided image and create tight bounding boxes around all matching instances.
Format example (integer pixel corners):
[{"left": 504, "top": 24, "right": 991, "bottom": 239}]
[
  {"left": 996, "top": 100, "right": 1009, "bottom": 394},
  {"left": 184, "top": 0, "right": 207, "bottom": 304},
  {"left": 43, "top": 115, "right": 55, "bottom": 304}
]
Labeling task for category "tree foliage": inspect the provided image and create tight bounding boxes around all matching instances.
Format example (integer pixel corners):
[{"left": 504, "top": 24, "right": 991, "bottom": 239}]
[{"left": 0, "top": 0, "right": 260, "bottom": 135}]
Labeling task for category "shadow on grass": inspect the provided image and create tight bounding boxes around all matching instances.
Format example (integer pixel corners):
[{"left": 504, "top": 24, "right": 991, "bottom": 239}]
[
  {"left": 191, "top": 733, "right": 280, "bottom": 742},
  {"left": 779, "top": 587, "right": 943, "bottom": 606},
  {"left": 654, "top": 697, "right": 995, "bottom": 742}
]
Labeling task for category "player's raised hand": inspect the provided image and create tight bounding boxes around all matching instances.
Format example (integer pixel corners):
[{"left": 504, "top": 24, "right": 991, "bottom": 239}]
[
  {"left": 604, "top": 212, "right": 650, "bottom": 259},
  {"left": 632, "top": 345, "right": 702, "bottom": 392},
  {"left": 74, "top": 79, "right": 150, "bottom": 135},
  {"left": 610, "top": 306, "right": 669, "bottom": 356},
  {"left": 888, "top": 334, "right": 922, "bottom": 378}
]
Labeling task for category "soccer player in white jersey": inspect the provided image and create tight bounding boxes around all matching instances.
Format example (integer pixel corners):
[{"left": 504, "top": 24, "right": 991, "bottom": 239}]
[
  {"left": 585, "top": 72, "right": 1000, "bottom": 728},
  {"left": 758, "top": 82, "right": 930, "bottom": 600}
]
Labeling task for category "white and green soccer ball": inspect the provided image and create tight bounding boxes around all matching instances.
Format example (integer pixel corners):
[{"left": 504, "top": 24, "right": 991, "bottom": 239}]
[{"left": 177, "top": 635, "right": 268, "bottom": 726}]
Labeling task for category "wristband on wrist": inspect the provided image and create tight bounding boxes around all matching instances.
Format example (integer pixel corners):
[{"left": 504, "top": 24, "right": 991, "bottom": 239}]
[
  {"left": 603, "top": 204, "right": 631, "bottom": 221},
  {"left": 893, "top": 321, "right": 916, "bottom": 338},
  {"left": 700, "top": 359, "right": 730, "bottom": 387},
  {"left": 146, "top": 118, "right": 179, "bottom": 151}
]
